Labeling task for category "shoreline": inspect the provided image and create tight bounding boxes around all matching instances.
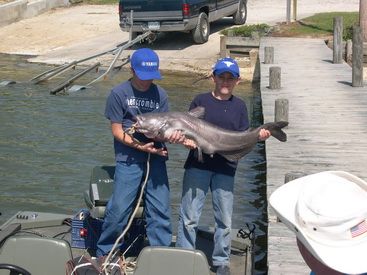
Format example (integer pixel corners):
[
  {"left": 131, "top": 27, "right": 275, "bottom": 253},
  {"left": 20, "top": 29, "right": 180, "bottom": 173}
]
[{"left": 0, "top": 0, "right": 360, "bottom": 79}]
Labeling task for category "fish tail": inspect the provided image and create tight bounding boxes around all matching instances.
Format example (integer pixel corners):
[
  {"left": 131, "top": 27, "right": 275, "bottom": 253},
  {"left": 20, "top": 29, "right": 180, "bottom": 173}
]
[{"left": 263, "top": 121, "right": 288, "bottom": 142}]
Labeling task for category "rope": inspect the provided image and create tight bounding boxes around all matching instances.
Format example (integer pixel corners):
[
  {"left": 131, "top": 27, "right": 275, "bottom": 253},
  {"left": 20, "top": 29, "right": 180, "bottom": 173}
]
[{"left": 237, "top": 223, "right": 256, "bottom": 241}]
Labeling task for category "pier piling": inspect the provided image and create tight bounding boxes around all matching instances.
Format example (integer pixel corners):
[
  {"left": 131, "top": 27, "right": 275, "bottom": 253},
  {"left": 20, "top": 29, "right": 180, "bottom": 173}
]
[
  {"left": 269, "top": 66, "right": 281, "bottom": 89},
  {"left": 274, "top": 98, "right": 289, "bottom": 123}
]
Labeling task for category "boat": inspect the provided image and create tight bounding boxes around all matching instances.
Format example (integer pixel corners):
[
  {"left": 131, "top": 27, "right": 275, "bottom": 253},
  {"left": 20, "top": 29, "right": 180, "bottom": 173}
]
[{"left": 0, "top": 165, "right": 255, "bottom": 275}]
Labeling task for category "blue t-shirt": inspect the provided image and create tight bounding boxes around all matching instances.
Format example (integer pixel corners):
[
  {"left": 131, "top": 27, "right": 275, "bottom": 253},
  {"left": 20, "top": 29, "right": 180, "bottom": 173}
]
[
  {"left": 104, "top": 80, "right": 169, "bottom": 163},
  {"left": 184, "top": 92, "right": 249, "bottom": 176}
]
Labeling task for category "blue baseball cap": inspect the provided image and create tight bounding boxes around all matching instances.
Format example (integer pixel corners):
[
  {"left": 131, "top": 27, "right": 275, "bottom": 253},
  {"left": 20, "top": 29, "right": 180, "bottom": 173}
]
[
  {"left": 213, "top": 57, "right": 240, "bottom": 78},
  {"left": 131, "top": 48, "right": 162, "bottom": 80}
]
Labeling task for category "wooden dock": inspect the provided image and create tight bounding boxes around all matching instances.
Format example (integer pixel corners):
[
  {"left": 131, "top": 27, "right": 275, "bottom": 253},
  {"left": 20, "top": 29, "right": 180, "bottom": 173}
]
[{"left": 259, "top": 37, "right": 367, "bottom": 274}]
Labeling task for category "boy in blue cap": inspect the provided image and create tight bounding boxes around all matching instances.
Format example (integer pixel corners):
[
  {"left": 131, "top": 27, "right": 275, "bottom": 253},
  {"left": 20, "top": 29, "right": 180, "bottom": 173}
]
[
  {"left": 176, "top": 57, "right": 270, "bottom": 275},
  {"left": 97, "top": 48, "right": 183, "bottom": 257}
]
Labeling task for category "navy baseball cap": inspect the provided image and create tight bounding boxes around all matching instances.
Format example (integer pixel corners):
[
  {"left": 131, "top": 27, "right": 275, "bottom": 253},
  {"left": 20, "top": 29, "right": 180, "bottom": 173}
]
[
  {"left": 213, "top": 57, "right": 240, "bottom": 78},
  {"left": 131, "top": 48, "right": 162, "bottom": 80}
]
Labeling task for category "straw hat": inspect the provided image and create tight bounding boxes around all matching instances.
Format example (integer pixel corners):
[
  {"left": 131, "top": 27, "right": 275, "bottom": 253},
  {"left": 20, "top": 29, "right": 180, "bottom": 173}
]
[{"left": 269, "top": 171, "right": 367, "bottom": 274}]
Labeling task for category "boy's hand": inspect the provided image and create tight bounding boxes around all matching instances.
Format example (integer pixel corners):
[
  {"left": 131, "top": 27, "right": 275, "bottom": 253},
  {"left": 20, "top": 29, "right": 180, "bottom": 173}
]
[
  {"left": 140, "top": 142, "right": 168, "bottom": 157},
  {"left": 259, "top": 129, "right": 271, "bottom": 141},
  {"left": 168, "top": 130, "right": 197, "bottom": 149}
]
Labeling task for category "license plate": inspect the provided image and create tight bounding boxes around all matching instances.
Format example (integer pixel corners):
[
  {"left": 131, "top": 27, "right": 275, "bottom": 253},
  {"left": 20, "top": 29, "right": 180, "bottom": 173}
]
[{"left": 148, "top": 22, "right": 160, "bottom": 30}]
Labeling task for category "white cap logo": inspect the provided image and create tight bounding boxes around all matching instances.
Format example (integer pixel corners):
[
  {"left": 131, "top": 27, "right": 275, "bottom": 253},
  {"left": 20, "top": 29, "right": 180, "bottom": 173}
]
[
  {"left": 223, "top": 61, "right": 235, "bottom": 67},
  {"left": 142, "top": 61, "right": 158, "bottom": 67}
]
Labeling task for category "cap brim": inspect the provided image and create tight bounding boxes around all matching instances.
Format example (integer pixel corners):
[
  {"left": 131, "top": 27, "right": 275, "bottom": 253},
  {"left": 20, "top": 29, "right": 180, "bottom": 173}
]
[
  {"left": 135, "top": 69, "right": 162, "bottom": 80},
  {"left": 269, "top": 171, "right": 367, "bottom": 275},
  {"left": 213, "top": 68, "right": 239, "bottom": 77}
]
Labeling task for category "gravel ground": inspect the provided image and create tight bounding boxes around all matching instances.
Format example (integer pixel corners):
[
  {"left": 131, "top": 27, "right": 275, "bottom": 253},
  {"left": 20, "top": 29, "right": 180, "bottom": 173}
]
[{"left": 0, "top": 0, "right": 360, "bottom": 75}]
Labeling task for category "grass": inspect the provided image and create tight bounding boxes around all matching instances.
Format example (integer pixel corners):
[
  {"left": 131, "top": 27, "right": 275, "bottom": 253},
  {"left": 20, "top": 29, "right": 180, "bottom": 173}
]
[
  {"left": 272, "top": 12, "right": 359, "bottom": 40},
  {"left": 224, "top": 12, "right": 359, "bottom": 41},
  {"left": 221, "top": 24, "right": 271, "bottom": 37}
]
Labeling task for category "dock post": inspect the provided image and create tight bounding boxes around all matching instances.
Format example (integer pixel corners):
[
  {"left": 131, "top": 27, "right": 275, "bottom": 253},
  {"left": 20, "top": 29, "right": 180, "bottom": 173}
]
[
  {"left": 286, "top": 0, "right": 291, "bottom": 24},
  {"left": 275, "top": 98, "right": 289, "bottom": 123},
  {"left": 292, "top": 0, "right": 297, "bottom": 21},
  {"left": 264, "top": 46, "right": 274, "bottom": 64},
  {"left": 352, "top": 26, "right": 364, "bottom": 87},
  {"left": 269, "top": 67, "right": 281, "bottom": 89},
  {"left": 220, "top": 35, "right": 228, "bottom": 58},
  {"left": 360, "top": 0, "right": 367, "bottom": 42},
  {"left": 333, "top": 16, "right": 343, "bottom": 64}
]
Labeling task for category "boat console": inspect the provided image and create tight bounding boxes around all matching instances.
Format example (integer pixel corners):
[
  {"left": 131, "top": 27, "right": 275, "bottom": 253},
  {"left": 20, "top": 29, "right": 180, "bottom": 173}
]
[{"left": 84, "top": 165, "right": 144, "bottom": 219}]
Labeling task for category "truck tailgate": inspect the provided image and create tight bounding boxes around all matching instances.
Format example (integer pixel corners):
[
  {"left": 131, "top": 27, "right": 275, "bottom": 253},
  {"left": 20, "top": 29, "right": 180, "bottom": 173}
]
[{"left": 120, "top": 0, "right": 182, "bottom": 13}]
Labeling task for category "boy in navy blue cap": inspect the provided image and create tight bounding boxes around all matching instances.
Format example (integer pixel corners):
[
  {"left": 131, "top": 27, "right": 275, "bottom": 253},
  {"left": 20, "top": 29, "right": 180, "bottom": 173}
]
[
  {"left": 97, "top": 48, "right": 183, "bottom": 258},
  {"left": 176, "top": 57, "right": 270, "bottom": 275}
]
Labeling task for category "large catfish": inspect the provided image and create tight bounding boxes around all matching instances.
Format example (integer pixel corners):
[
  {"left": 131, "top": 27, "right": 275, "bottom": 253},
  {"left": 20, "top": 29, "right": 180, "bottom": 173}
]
[{"left": 133, "top": 107, "right": 288, "bottom": 162}]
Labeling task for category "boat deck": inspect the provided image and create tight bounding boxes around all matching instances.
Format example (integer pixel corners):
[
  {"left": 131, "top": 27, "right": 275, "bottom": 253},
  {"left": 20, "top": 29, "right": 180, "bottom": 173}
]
[{"left": 0, "top": 211, "right": 253, "bottom": 275}]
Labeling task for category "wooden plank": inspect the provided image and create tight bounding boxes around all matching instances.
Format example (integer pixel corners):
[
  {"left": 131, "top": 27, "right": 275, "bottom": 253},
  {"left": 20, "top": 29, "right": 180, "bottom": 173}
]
[
  {"left": 352, "top": 26, "right": 363, "bottom": 87},
  {"left": 227, "top": 46, "right": 254, "bottom": 53},
  {"left": 226, "top": 36, "right": 259, "bottom": 47}
]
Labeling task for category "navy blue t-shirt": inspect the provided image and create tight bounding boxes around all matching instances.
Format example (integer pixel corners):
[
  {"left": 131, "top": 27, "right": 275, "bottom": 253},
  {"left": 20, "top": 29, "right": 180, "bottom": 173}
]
[
  {"left": 104, "top": 80, "right": 169, "bottom": 163},
  {"left": 184, "top": 92, "right": 249, "bottom": 176}
]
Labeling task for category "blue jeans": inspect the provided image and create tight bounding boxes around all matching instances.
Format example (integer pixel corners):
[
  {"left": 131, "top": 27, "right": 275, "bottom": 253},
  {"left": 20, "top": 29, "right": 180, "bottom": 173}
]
[
  {"left": 176, "top": 167, "right": 234, "bottom": 266},
  {"left": 96, "top": 160, "right": 172, "bottom": 257}
]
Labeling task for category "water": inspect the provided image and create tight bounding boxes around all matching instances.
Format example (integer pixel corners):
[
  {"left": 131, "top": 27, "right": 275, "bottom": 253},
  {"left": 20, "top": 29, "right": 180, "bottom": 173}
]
[{"left": 0, "top": 53, "right": 267, "bottom": 274}]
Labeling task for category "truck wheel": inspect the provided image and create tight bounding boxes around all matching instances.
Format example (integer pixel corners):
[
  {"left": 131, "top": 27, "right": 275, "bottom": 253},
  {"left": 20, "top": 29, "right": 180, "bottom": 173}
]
[
  {"left": 233, "top": 0, "right": 247, "bottom": 25},
  {"left": 192, "top": 12, "right": 210, "bottom": 44}
]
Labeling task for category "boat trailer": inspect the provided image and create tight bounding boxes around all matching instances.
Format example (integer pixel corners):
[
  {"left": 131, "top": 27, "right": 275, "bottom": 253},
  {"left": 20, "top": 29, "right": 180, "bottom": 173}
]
[{"left": 1, "top": 30, "right": 155, "bottom": 95}]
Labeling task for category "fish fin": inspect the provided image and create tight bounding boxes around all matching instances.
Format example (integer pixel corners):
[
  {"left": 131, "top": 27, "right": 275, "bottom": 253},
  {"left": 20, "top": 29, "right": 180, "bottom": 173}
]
[
  {"left": 188, "top": 106, "right": 205, "bottom": 119},
  {"left": 262, "top": 121, "right": 288, "bottom": 142},
  {"left": 219, "top": 148, "right": 253, "bottom": 162}
]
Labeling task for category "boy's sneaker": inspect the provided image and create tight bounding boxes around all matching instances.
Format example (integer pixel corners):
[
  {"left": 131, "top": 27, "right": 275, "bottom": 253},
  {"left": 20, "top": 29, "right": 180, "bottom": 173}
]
[{"left": 216, "top": 265, "right": 230, "bottom": 275}]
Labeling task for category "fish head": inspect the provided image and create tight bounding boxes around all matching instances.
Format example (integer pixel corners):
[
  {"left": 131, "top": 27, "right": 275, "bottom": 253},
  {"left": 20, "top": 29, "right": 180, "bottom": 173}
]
[{"left": 134, "top": 113, "right": 167, "bottom": 139}]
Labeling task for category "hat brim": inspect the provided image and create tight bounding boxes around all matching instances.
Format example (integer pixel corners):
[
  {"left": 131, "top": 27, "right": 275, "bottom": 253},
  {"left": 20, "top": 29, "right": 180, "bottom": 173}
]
[
  {"left": 269, "top": 171, "right": 367, "bottom": 275},
  {"left": 213, "top": 68, "right": 239, "bottom": 78},
  {"left": 135, "top": 69, "right": 162, "bottom": 80}
]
